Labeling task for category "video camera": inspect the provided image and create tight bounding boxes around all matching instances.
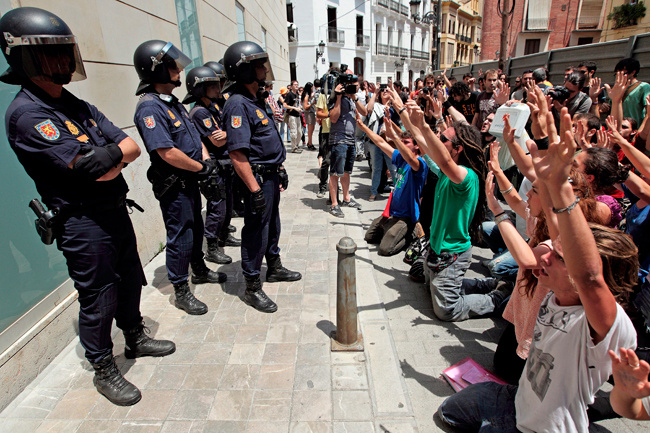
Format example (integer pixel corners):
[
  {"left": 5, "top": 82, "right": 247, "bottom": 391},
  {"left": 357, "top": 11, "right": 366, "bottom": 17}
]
[
  {"left": 338, "top": 73, "right": 359, "bottom": 95},
  {"left": 549, "top": 86, "right": 571, "bottom": 103}
]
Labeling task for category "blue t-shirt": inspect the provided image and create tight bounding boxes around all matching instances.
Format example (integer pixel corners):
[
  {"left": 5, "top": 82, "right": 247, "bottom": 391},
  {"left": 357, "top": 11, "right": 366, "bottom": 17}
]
[
  {"left": 389, "top": 150, "right": 428, "bottom": 223},
  {"left": 223, "top": 88, "right": 285, "bottom": 165}
]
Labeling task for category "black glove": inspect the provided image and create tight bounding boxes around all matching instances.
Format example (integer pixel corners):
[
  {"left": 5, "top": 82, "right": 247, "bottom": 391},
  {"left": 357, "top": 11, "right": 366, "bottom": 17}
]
[
  {"left": 278, "top": 167, "right": 289, "bottom": 190},
  {"left": 251, "top": 188, "right": 266, "bottom": 214},
  {"left": 73, "top": 143, "right": 123, "bottom": 180},
  {"left": 196, "top": 159, "right": 216, "bottom": 180}
]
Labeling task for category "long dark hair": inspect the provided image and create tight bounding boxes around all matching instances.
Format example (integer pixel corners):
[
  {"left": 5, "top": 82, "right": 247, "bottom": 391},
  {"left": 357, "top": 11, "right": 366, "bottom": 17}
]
[
  {"left": 452, "top": 122, "right": 487, "bottom": 244},
  {"left": 302, "top": 82, "right": 313, "bottom": 102}
]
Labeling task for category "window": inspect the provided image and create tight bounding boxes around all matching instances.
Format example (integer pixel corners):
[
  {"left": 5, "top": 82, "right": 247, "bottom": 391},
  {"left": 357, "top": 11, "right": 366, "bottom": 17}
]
[
  {"left": 577, "top": 37, "right": 593, "bottom": 45},
  {"left": 235, "top": 1, "right": 246, "bottom": 41},
  {"left": 290, "top": 62, "right": 297, "bottom": 81},
  {"left": 442, "top": 14, "right": 447, "bottom": 33},
  {"left": 447, "top": 42, "right": 454, "bottom": 64},
  {"left": 524, "top": 38, "right": 541, "bottom": 55},
  {"left": 261, "top": 27, "right": 267, "bottom": 50}
]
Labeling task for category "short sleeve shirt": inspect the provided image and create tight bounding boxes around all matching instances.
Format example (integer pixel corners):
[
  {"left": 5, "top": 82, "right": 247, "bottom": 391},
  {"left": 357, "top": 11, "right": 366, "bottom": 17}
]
[
  {"left": 315, "top": 93, "right": 331, "bottom": 133},
  {"left": 475, "top": 91, "right": 497, "bottom": 125},
  {"left": 6, "top": 86, "right": 129, "bottom": 209},
  {"left": 223, "top": 88, "right": 286, "bottom": 165},
  {"left": 623, "top": 81, "right": 650, "bottom": 126},
  {"left": 389, "top": 150, "right": 428, "bottom": 223},
  {"left": 284, "top": 91, "right": 300, "bottom": 117},
  {"left": 134, "top": 93, "right": 203, "bottom": 170},
  {"left": 189, "top": 103, "right": 227, "bottom": 159}
]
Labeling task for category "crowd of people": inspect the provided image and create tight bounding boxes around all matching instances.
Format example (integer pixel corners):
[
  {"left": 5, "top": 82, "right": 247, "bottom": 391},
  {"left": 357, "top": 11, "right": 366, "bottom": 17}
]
[
  {"left": 7, "top": 5, "right": 650, "bottom": 428},
  {"left": 264, "top": 59, "right": 650, "bottom": 429}
]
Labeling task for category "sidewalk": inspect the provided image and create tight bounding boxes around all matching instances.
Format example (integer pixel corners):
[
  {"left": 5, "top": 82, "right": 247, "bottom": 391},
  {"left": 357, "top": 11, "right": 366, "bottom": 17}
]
[{"left": 1, "top": 142, "right": 648, "bottom": 433}]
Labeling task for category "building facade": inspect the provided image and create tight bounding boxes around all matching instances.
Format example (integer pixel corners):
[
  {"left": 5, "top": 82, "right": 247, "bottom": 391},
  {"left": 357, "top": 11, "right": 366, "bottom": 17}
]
[
  {"left": 438, "top": 0, "right": 483, "bottom": 69},
  {"left": 601, "top": 0, "right": 650, "bottom": 42},
  {"left": 0, "top": 0, "right": 290, "bottom": 411},
  {"left": 480, "top": 0, "right": 608, "bottom": 62},
  {"left": 286, "top": 0, "right": 432, "bottom": 90}
]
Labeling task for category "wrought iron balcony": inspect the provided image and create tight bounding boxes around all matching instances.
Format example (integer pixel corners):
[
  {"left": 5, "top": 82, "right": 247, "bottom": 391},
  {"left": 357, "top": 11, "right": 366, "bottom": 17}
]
[
  {"left": 356, "top": 34, "right": 371, "bottom": 49},
  {"left": 328, "top": 28, "right": 345, "bottom": 44},
  {"left": 377, "top": 43, "right": 389, "bottom": 55}
]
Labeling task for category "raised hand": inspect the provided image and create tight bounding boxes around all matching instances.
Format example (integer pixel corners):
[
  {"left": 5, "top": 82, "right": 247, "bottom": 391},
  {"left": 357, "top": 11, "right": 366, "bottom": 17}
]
[
  {"left": 530, "top": 107, "right": 576, "bottom": 187},
  {"left": 485, "top": 171, "right": 503, "bottom": 215},
  {"left": 589, "top": 76, "right": 603, "bottom": 100},
  {"left": 495, "top": 81, "right": 511, "bottom": 106},
  {"left": 503, "top": 113, "right": 516, "bottom": 146},
  {"left": 609, "top": 348, "right": 650, "bottom": 400},
  {"left": 595, "top": 128, "right": 612, "bottom": 149},
  {"left": 406, "top": 100, "right": 424, "bottom": 127},
  {"left": 489, "top": 141, "right": 503, "bottom": 174},
  {"left": 604, "top": 71, "right": 629, "bottom": 102}
]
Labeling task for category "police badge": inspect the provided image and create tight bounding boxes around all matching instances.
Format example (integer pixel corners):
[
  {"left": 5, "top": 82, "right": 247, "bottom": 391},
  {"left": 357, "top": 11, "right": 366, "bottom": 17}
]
[{"left": 231, "top": 116, "right": 242, "bottom": 129}]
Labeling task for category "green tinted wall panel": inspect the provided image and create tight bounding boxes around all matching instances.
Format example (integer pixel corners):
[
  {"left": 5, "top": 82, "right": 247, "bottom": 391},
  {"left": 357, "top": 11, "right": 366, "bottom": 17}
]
[
  {"left": 0, "top": 54, "right": 69, "bottom": 333},
  {"left": 175, "top": 0, "right": 203, "bottom": 69}
]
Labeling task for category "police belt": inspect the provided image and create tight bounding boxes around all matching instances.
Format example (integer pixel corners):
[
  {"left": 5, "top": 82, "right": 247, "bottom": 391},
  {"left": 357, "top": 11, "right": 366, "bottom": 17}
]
[
  {"left": 250, "top": 164, "right": 280, "bottom": 175},
  {"left": 61, "top": 195, "right": 128, "bottom": 217}
]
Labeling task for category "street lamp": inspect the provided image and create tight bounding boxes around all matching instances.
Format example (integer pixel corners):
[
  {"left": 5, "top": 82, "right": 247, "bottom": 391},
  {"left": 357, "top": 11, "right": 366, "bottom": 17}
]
[
  {"left": 316, "top": 40, "right": 325, "bottom": 61},
  {"left": 394, "top": 58, "right": 405, "bottom": 68}
]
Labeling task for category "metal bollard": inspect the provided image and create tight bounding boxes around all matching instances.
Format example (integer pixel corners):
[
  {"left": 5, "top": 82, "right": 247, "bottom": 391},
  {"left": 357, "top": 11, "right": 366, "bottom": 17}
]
[{"left": 331, "top": 237, "right": 364, "bottom": 351}]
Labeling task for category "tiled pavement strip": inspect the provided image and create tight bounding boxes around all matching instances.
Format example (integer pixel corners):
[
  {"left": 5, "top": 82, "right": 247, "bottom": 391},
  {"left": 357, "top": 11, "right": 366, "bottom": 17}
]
[{"left": 2, "top": 138, "right": 649, "bottom": 433}]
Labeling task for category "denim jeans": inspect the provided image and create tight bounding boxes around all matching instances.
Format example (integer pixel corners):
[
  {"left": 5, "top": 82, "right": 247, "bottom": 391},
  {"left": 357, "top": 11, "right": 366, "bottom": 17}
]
[
  {"left": 438, "top": 382, "right": 520, "bottom": 432},
  {"left": 482, "top": 221, "right": 519, "bottom": 282},
  {"left": 369, "top": 142, "right": 396, "bottom": 196},
  {"left": 278, "top": 121, "right": 290, "bottom": 141},
  {"left": 424, "top": 247, "right": 498, "bottom": 321}
]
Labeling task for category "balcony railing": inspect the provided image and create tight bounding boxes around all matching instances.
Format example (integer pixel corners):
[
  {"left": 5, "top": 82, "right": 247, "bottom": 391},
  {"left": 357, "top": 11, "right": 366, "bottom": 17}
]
[
  {"left": 356, "top": 34, "right": 371, "bottom": 49},
  {"left": 389, "top": 0, "right": 400, "bottom": 12},
  {"left": 410, "top": 49, "right": 429, "bottom": 60},
  {"left": 399, "top": 47, "right": 409, "bottom": 57},
  {"left": 389, "top": 45, "right": 400, "bottom": 56},
  {"left": 455, "top": 34, "right": 471, "bottom": 44},
  {"left": 378, "top": 0, "right": 389, "bottom": 8},
  {"left": 328, "top": 28, "right": 345, "bottom": 44},
  {"left": 399, "top": 3, "right": 409, "bottom": 15},
  {"left": 377, "top": 43, "right": 389, "bottom": 55}
]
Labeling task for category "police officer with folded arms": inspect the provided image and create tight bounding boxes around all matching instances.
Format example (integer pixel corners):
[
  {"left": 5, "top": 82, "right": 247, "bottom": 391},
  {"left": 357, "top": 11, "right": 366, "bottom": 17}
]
[
  {"left": 1, "top": 7, "right": 175, "bottom": 406},
  {"left": 183, "top": 64, "right": 240, "bottom": 266},
  {"left": 133, "top": 40, "right": 226, "bottom": 316},
  {"left": 222, "top": 41, "right": 301, "bottom": 313}
]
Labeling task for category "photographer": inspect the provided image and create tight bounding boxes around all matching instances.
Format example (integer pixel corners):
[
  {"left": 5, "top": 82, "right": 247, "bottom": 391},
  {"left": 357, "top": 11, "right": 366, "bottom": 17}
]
[
  {"left": 327, "top": 72, "right": 367, "bottom": 217},
  {"left": 551, "top": 72, "right": 591, "bottom": 125}
]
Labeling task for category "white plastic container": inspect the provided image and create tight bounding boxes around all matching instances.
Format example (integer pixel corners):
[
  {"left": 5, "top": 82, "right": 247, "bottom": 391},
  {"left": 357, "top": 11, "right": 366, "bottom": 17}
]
[{"left": 488, "top": 103, "right": 530, "bottom": 138}]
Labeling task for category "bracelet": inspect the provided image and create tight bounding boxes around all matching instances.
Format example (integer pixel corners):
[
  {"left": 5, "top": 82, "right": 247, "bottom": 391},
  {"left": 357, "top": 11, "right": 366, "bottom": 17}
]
[
  {"left": 495, "top": 214, "right": 510, "bottom": 225},
  {"left": 552, "top": 196, "right": 580, "bottom": 215},
  {"left": 494, "top": 211, "right": 506, "bottom": 219},
  {"left": 398, "top": 107, "right": 406, "bottom": 114},
  {"left": 499, "top": 185, "right": 514, "bottom": 195},
  {"left": 534, "top": 136, "right": 549, "bottom": 150},
  {"left": 436, "top": 118, "right": 445, "bottom": 124}
]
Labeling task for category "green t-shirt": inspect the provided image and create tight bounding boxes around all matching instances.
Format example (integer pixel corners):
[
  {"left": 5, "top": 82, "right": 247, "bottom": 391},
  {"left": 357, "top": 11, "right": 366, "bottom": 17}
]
[
  {"left": 315, "top": 93, "right": 330, "bottom": 133},
  {"left": 424, "top": 155, "right": 479, "bottom": 254},
  {"left": 623, "top": 81, "right": 650, "bottom": 126}
]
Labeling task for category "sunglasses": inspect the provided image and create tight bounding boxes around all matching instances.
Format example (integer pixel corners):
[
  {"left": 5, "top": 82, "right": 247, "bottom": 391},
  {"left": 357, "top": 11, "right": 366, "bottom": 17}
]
[{"left": 440, "top": 134, "right": 450, "bottom": 143}]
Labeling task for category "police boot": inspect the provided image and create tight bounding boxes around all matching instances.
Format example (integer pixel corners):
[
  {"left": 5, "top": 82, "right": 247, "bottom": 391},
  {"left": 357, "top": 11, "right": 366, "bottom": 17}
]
[
  {"left": 244, "top": 276, "right": 278, "bottom": 313},
  {"left": 173, "top": 282, "right": 208, "bottom": 315},
  {"left": 191, "top": 261, "right": 227, "bottom": 284},
  {"left": 219, "top": 233, "right": 241, "bottom": 247},
  {"left": 123, "top": 322, "right": 176, "bottom": 359},
  {"left": 205, "top": 238, "right": 232, "bottom": 265},
  {"left": 91, "top": 354, "right": 141, "bottom": 406},
  {"left": 266, "top": 255, "right": 302, "bottom": 283}
]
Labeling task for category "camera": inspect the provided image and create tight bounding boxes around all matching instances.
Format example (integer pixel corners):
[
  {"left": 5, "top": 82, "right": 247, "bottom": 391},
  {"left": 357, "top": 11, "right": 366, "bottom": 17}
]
[
  {"left": 549, "top": 86, "right": 571, "bottom": 103},
  {"left": 339, "top": 73, "right": 359, "bottom": 94},
  {"left": 421, "top": 86, "right": 430, "bottom": 94},
  {"left": 379, "top": 84, "right": 388, "bottom": 91}
]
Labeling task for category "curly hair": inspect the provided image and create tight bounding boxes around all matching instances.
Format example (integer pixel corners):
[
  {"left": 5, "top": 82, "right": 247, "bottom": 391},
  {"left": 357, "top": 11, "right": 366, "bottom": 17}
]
[{"left": 452, "top": 122, "right": 487, "bottom": 244}]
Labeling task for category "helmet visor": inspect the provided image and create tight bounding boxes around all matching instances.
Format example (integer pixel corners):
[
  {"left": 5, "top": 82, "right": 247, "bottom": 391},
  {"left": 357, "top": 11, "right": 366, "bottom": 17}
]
[
  {"left": 250, "top": 57, "right": 275, "bottom": 83},
  {"left": 20, "top": 42, "right": 86, "bottom": 84},
  {"left": 153, "top": 42, "right": 191, "bottom": 72}
]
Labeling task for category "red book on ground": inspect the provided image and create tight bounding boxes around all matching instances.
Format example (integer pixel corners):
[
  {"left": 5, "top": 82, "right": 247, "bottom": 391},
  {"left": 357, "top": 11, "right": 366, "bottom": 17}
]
[{"left": 441, "top": 357, "right": 508, "bottom": 392}]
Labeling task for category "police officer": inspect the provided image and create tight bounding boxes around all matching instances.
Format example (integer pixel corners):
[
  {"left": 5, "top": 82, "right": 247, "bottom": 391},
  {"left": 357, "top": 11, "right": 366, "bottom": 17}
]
[
  {"left": 222, "top": 41, "right": 301, "bottom": 313},
  {"left": 0, "top": 7, "right": 175, "bottom": 406},
  {"left": 183, "top": 65, "right": 240, "bottom": 265},
  {"left": 133, "top": 40, "right": 226, "bottom": 316}
]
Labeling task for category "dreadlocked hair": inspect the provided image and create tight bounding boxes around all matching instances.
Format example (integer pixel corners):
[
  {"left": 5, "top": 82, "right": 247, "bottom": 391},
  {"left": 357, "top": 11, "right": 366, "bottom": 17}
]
[
  {"left": 452, "top": 122, "right": 487, "bottom": 244},
  {"left": 519, "top": 170, "right": 606, "bottom": 298}
]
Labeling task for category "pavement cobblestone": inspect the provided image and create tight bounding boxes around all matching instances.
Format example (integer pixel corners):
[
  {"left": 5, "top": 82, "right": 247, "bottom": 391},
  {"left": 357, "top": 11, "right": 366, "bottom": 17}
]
[{"left": 1, "top": 139, "right": 648, "bottom": 433}]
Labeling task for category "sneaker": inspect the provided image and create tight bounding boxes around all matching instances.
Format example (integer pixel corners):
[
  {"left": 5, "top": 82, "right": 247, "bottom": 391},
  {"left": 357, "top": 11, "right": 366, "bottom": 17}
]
[
  {"left": 369, "top": 195, "right": 376, "bottom": 202},
  {"left": 341, "top": 198, "right": 362, "bottom": 209},
  {"left": 316, "top": 188, "right": 327, "bottom": 198},
  {"left": 330, "top": 205, "right": 344, "bottom": 218},
  {"left": 291, "top": 148, "right": 303, "bottom": 153}
]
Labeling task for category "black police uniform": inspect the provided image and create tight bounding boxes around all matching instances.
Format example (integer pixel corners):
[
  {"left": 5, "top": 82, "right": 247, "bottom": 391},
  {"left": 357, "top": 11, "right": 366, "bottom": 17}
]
[
  {"left": 189, "top": 101, "right": 234, "bottom": 245},
  {"left": 134, "top": 93, "right": 205, "bottom": 285},
  {"left": 6, "top": 84, "right": 145, "bottom": 363},
  {"left": 223, "top": 87, "right": 285, "bottom": 279}
]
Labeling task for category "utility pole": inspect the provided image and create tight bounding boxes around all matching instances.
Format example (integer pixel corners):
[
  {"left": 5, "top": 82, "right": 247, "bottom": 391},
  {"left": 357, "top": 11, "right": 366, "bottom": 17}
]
[{"left": 499, "top": 0, "right": 509, "bottom": 72}]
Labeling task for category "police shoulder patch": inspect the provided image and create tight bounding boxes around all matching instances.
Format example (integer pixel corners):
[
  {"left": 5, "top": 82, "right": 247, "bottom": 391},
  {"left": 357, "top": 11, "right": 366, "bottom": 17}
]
[
  {"left": 231, "top": 116, "right": 242, "bottom": 129},
  {"left": 143, "top": 115, "right": 156, "bottom": 129},
  {"left": 35, "top": 119, "right": 60, "bottom": 141},
  {"left": 203, "top": 118, "right": 212, "bottom": 128}
]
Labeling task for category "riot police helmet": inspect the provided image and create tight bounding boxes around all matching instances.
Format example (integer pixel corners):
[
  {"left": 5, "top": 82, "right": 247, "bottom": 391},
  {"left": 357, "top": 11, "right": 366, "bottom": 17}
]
[
  {"left": 182, "top": 66, "right": 221, "bottom": 104},
  {"left": 203, "top": 61, "right": 226, "bottom": 80},
  {"left": 223, "top": 41, "right": 274, "bottom": 85},
  {"left": 133, "top": 40, "right": 191, "bottom": 95},
  {"left": 0, "top": 7, "right": 87, "bottom": 85}
]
